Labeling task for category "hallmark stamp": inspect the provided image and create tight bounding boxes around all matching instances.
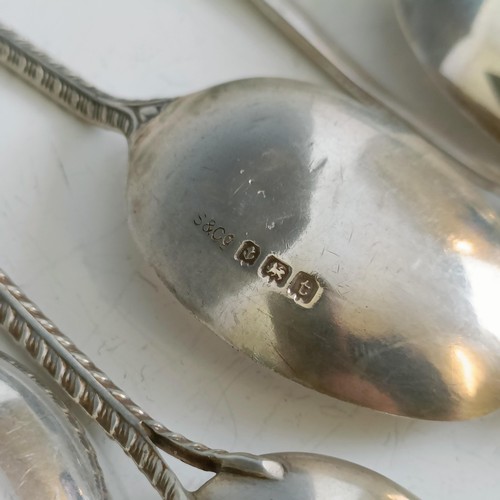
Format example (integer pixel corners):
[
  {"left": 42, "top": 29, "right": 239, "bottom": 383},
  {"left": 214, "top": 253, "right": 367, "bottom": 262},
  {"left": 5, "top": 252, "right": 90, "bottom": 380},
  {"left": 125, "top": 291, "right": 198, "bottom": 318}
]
[
  {"left": 288, "top": 272, "right": 322, "bottom": 306},
  {"left": 260, "top": 255, "right": 292, "bottom": 287},
  {"left": 235, "top": 240, "right": 261, "bottom": 266}
]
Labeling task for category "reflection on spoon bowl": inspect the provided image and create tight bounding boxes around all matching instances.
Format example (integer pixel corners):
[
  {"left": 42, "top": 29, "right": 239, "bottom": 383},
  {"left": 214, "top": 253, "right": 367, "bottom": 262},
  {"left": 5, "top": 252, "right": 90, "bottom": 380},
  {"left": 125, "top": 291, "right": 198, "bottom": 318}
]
[
  {"left": 0, "top": 352, "right": 107, "bottom": 499},
  {"left": 195, "top": 452, "right": 416, "bottom": 499},
  {"left": 396, "top": 0, "right": 500, "bottom": 141},
  {"left": 129, "top": 78, "right": 500, "bottom": 421},
  {"left": 2, "top": 24, "right": 500, "bottom": 422}
]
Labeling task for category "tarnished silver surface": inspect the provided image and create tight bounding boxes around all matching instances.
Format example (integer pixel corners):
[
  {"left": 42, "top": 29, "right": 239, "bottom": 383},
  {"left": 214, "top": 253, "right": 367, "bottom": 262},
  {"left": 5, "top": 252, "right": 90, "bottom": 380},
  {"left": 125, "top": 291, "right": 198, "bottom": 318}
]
[
  {"left": 0, "top": 270, "right": 283, "bottom": 500},
  {"left": 0, "top": 271, "right": 417, "bottom": 499},
  {"left": 196, "top": 452, "right": 415, "bottom": 499},
  {"left": 0, "top": 24, "right": 170, "bottom": 137},
  {"left": 397, "top": 0, "right": 500, "bottom": 141},
  {"left": 0, "top": 352, "right": 107, "bottom": 499},
  {"left": 129, "top": 79, "right": 500, "bottom": 421},
  {"left": 1, "top": 22, "right": 500, "bottom": 422},
  {"left": 252, "top": 0, "right": 500, "bottom": 186}
]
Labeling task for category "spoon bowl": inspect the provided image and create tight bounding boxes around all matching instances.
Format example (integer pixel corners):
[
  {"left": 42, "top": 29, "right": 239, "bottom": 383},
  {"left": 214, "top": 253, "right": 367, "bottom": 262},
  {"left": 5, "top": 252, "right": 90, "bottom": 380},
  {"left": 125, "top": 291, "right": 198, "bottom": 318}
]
[
  {"left": 195, "top": 452, "right": 415, "bottom": 499},
  {"left": 2, "top": 24, "right": 500, "bottom": 422},
  {"left": 396, "top": 0, "right": 500, "bottom": 141},
  {"left": 129, "top": 77, "right": 500, "bottom": 421},
  {"left": 0, "top": 352, "right": 107, "bottom": 499}
]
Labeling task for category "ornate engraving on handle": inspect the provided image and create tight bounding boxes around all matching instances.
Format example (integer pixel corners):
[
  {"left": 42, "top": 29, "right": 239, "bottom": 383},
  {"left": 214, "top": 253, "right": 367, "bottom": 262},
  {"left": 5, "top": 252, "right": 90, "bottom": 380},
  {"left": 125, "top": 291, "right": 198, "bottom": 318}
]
[
  {"left": 0, "top": 271, "right": 187, "bottom": 500},
  {"left": 0, "top": 24, "right": 170, "bottom": 136},
  {"left": 0, "top": 269, "right": 281, "bottom": 497}
]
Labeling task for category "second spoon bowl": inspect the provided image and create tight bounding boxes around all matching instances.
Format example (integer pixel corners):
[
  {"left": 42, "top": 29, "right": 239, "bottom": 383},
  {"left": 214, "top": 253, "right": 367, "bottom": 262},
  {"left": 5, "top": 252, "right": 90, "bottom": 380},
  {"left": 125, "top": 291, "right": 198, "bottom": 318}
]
[{"left": 396, "top": 0, "right": 500, "bottom": 141}]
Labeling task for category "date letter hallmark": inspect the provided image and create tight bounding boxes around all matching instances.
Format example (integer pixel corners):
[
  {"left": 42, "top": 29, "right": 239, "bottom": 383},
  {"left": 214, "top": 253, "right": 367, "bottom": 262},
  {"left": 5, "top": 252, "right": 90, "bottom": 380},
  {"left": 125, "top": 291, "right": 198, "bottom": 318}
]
[
  {"left": 194, "top": 213, "right": 235, "bottom": 250},
  {"left": 287, "top": 271, "right": 323, "bottom": 308}
]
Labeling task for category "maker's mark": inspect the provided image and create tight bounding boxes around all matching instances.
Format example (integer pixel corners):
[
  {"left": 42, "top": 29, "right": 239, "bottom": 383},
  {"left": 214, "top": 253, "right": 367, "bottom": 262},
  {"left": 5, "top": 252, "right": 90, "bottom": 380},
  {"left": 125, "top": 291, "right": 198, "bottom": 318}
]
[{"left": 235, "top": 240, "right": 261, "bottom": 266}]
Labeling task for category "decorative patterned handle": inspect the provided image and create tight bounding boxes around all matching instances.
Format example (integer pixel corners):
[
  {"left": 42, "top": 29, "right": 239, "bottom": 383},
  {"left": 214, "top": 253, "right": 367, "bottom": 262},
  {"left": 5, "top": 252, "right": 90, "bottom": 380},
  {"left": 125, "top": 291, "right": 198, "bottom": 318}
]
[
  {"left": 0, "top": 23, "right": 169, "bottom": 137},
  {"left": 0, "top": 269, "right": 282, "bottom": 498},
  {"left": 0, "top": 270, "right": 190, "bottom": 500}
]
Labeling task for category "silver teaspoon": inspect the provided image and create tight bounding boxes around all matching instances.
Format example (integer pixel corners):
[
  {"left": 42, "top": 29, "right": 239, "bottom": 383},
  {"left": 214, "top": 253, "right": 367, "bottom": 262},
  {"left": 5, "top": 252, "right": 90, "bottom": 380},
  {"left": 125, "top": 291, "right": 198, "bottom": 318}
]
[
  {"left": 0, "top": 352, "right": 107, "bottom": 499},
  {"left": 395, "top": 0, "right": 500, "bottom": 142},
  {"left": 0, "top": 269, "right": 417, "bottom": 499},
  {"left": 252, "top": 0, "right": 500, "bottom": 186},
  {"left": 1, "top": 23, "right": 500, "bottom": 422}
]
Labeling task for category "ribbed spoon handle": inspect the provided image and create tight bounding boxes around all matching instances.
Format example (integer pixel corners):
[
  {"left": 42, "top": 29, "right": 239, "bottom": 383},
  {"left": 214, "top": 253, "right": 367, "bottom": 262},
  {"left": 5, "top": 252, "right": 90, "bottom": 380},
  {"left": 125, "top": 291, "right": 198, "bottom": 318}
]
[
  {"left": 0, "top": 269, "right": 191, "bottom": 499},
  {"left": 0, "top": 269, "right": 281, "bottom": 498},
  {"left": 0, "top": 23, "right": 170, "bottom": 136}
]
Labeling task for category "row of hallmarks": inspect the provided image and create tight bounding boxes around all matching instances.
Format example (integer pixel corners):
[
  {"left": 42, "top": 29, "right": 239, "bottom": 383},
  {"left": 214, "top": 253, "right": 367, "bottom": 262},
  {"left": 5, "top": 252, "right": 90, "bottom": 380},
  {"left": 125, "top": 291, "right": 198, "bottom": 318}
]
[
  {"left": 235, "top": 240, "right": 323, "bottom": 308},
  {"left": 193, "top": 214, "right": 323, "bottom": 308}
]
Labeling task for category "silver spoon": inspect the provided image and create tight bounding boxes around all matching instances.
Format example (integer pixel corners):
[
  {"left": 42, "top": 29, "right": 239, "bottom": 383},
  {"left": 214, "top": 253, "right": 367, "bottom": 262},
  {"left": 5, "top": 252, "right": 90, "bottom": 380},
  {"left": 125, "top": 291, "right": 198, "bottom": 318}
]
[
  {"left": 0, "top": 352, "right": 107, "bottom": 499},
  {"left": 1, "top": 23, "right": 500, "bottom": 422},
  {"left": 396, "top": 0, "right": 500, "bottom": 142},
  {"left": 252, "top": 0, "right": 500, "bottom": 186},
  {"left": 0, "top": 269, "right": 417, "bottom": 499}
]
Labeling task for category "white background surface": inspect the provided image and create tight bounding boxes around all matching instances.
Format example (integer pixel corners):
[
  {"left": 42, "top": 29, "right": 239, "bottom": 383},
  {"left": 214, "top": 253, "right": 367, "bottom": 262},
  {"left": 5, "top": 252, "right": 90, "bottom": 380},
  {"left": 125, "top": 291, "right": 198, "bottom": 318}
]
[{"left": 0, "top": 1, "right": 499, "bottom": 499}]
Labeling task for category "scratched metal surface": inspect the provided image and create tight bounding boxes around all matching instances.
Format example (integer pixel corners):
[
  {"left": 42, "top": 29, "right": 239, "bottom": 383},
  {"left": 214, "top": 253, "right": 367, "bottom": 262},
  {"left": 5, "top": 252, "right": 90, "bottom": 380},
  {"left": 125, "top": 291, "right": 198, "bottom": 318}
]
[{"left": 0, "top": 1, "right": 499, "bottom": 498}]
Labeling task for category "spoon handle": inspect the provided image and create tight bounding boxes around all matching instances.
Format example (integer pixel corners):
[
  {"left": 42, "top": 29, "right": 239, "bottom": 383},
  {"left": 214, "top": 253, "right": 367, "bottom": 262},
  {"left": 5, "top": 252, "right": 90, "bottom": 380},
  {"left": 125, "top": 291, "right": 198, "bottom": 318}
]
[
  {"left": 0, "top": 269, "right": 280, "bottom": 498},
  {"left": 0, "top": 23, "right": 168, "bottom": 137},
  {"left": 0, "top": 271, "right": 189, "bottom": 500}
]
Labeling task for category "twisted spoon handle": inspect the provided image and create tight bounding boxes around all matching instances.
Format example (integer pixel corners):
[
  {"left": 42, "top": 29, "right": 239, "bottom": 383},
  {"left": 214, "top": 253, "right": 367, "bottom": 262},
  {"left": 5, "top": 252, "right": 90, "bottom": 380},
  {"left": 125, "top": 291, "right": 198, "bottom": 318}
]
[
  {"left": 0, "top": 269, "right": 281, "bottom": 498},
  {"left": 0, "top": 23, "right": 169, "bottom": 137},
  {"left": 0, "top": 270, "right": 189, "bottom": 500}
]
